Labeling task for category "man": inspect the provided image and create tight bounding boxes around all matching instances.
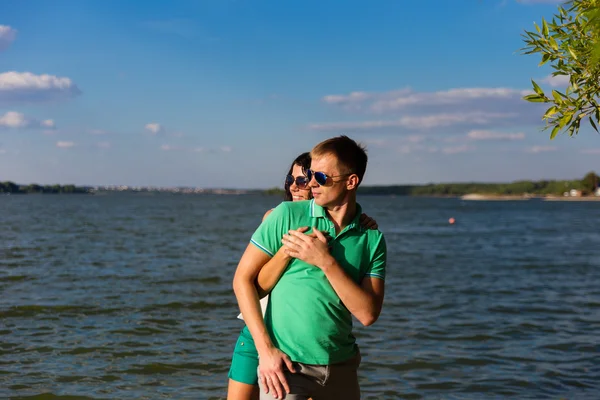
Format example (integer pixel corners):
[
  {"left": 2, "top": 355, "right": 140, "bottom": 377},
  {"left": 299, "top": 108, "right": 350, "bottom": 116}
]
[{"left": 233, "top": 135, "right": 387, "bottom": 399}]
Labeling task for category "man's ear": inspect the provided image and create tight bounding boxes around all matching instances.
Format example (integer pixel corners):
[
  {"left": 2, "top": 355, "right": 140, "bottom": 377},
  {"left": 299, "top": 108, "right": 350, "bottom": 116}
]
[{"left": 346, "top": 174, "right": 360, "bottom": 190}]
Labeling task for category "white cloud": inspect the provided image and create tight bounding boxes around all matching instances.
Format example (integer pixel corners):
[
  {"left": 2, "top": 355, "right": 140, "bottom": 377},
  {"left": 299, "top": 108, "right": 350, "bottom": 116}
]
[
  {"left": 41, "top": 119, "right": 55, "bottom": 128},
  {"left": 309, "top": 111, "right": 516, "bottom": 132},
  {"left": 406, "top": 135, "right": 425, "bottom": 143},
  {"left": 322, "top": 87, "right": 530, "bottom": 114},
  {"left": 90, "top": 129, "right": 108, "bottom": 135},
  {"left": 56, "top": 141, "right": 75, "bottom": 148},
  {"left": 0, "top": 111, "right": 29, "bottom": 128},
  {"left": 191, "top": 146, "right": 233, "bottom": 153},
  {"left": 363, "top": 135, "right": 430, "bottom": 153},
  {"left": 145, "top": 122, "right": 163, "bottom": 134},
  {"left": 526, "top": 145, "right": 557, "bottom": 153},
  {"left": 0, "top": 148, "right": 6, "bottom": 154},
  {"left": 160, "top": 144, "right": 180, "bottom": 151},
  {"left": 363, "top": 138, "right": 389, "bottom": 147},
  {"left": 0, "top": 71, "right": 81, "bottom": 103},
  {"left": 0, "top": 25, "right": 17, "bottom": 51},
  {"left": 580, "top": 149, "right": 600, "bottom": 154},
  {"left": 0, "top": 111, "right": 55, "bottom": 129},
  {"left": 442, "top": 145, "right": 475, "bottom": 154},
  {"left": 373, "top": 88, "right": 529, "bottom": 114},
  {"left": 96, "top": 141, "right": 111, "bottom": 149},
  {"left": 314, "top": 85, "right": 544, "bottom": 135},
  {"left": 467, "top": 130, "right": 525, "bottom": 141},
  {"left": 541, "top": 74, "right": 570, "bottom": 87},
  {"left": 396, "top": 144, "right": 439, "bottom": 154}
]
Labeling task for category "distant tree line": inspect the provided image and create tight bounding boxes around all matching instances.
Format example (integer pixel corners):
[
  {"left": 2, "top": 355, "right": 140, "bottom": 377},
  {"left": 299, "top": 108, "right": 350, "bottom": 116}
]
[
  {"left": 357, "top": 172, "right": 599, "bottom": 197},
  {"left": 0, "top": 181, "right": 90, "bottom": 194}
]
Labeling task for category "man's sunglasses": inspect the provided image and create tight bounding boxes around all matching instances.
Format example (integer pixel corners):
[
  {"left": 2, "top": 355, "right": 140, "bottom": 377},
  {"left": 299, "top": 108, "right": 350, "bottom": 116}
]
[
  {"left": 307, "top": 169, "right": 352, "bottom": 186},
  {"left": 285, "top": 174, "right": 309, "bottom": 189}
]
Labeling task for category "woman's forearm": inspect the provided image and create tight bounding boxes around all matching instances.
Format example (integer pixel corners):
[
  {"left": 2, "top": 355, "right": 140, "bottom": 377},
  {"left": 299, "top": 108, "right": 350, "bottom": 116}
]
[{"left": 255, "top": 247, "right": 292, "bottom": 297}]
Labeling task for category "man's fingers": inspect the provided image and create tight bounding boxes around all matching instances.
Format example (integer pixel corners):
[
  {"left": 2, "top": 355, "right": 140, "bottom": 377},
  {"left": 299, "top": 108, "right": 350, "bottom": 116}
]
[
  {"left": 275, "top": 370, "right": 291, "bottom": 395},
  {"left": 296, "top": 226, "right": 310, "bottom": 232},
  {"left": 284, "top": 357, "right": 296, "bottom": 373},
  {"left": 270, "top": 374, "right": 284, "bottom": 399},
  {"left": 265, "top": 375, "right": 279, "bottom": 398},
  {"left": 260, "top": 374, "right": 269, "bottom": 394}
]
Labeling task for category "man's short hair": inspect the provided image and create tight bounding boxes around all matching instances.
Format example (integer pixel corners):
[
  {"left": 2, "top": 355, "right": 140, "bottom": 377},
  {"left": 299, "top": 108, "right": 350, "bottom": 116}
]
[{"left": 310, "top": 135, "right": 368, "bottom": 186}]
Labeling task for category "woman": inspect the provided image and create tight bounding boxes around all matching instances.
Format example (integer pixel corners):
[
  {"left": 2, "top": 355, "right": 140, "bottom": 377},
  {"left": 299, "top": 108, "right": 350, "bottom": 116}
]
[{"left": 227, "top": 152, "right": 377, "bottom": 400}]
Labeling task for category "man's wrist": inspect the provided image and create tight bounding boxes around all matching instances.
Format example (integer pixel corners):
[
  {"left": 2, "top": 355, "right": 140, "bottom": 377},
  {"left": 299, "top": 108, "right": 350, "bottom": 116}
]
[
  {"left": 318, "top": 255, "right": 337, "bottom": 273},
  {"left": 256, "top": 340, "right": 276, "bottom": 355}
]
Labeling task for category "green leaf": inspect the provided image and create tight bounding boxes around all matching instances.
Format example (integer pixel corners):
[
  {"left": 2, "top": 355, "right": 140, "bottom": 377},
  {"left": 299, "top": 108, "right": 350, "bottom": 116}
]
[
  {"left": 550, "top": 125, "right": 560, "bottom": 139},
  {"left": 552, "top": 90, "right": 563, "bottom": 103},
  {"left": 558, "top": 112, "right": 573, "bottom": 130},
  {"left": 543, "top": 106, "right": 559, "bottom": 119},
  {"left": 534, "top": 22, "right": 541, "bottom": 34},
  {"left": 591, "top": 118, "right": 599, "bottom": 133},
  {"left": 571, "top": 118, "right": 581, "bottom": 136},
  {"left": 559, "top": 6, "right": 567, "bottom": 18},
  {"left": 532, "top": 80, "right": 544, "bottom": 96},
  {"left": 542, "top": 18, "right": 549, "bottom": 37},
  {"left": 523, "top": 94, "right": 546, "bottom": 103},
  {"left": 548, "top": 36, "right": 559, "bottom": 50},
  {"left": 524, "top": 31, "right": 540, "bottom": 41},
  {"left": 567, "top": 46, "right": 578, "bottom": 60},
  {"left": 539, "top": 53, "right": 551, "bottom": 66}
]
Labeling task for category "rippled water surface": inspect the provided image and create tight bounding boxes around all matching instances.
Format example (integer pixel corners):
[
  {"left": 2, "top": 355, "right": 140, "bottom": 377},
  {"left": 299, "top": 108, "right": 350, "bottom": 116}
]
[{"left": 1, "top": 194, "right": 599, "bottom": 399}]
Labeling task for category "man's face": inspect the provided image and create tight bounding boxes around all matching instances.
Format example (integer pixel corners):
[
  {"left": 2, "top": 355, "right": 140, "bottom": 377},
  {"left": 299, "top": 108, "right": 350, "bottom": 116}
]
[{"left": 309, "top": 154, "right": 350, "bottom": 208}]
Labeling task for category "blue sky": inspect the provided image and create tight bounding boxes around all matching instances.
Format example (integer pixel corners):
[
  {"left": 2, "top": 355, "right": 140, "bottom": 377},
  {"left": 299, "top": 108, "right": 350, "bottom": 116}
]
[{"left": 0, "top": 0, "right": 598, "bottom": 189}]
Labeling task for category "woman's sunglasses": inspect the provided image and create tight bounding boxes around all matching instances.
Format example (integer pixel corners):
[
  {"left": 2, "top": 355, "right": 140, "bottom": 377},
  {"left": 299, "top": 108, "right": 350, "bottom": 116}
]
[
  {"left": 285, "top": 174, "right": 309, "bottom": 189},
  {"left": 306, "top": 169, "right": 352, "bottom": 186}
]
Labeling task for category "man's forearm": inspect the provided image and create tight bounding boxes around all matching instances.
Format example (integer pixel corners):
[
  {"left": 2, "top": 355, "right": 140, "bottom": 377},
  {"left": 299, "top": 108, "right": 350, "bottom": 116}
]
[{"left": 319, "top": 257, "right": 383, "bottom": 326}]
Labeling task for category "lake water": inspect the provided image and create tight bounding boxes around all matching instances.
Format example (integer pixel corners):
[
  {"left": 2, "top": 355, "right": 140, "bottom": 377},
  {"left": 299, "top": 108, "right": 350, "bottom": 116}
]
[{"left": 1, "top": 194, "right": 599, "bottom": 399}]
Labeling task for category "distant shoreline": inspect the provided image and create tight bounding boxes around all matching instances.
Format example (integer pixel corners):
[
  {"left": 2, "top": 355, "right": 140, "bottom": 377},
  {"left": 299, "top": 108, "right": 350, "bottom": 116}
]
[
  {"left": 461, "top": 194, "right": 531, "bottom": 201},
  {"left": 460, "top": 193, "right": 600, "bottom": 201}
]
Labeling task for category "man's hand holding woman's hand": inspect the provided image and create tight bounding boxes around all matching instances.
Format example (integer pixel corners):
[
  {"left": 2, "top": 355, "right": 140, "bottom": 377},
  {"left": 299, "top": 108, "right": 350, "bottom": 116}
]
[{"left": 281, "top": 227, "right": 334, "bottom": 269}]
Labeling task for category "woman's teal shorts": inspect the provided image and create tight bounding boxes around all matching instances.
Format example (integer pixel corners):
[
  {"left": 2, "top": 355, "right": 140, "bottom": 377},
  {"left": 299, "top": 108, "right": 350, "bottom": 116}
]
[{"left": 228, "top": 326, "right": 259, "bottom": 385}]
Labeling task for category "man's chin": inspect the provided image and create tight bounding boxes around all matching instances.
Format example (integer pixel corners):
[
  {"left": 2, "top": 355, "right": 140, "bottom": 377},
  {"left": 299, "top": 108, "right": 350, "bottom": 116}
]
[{"left": 312, "top": 196, "right": 326, "bottom": 206}]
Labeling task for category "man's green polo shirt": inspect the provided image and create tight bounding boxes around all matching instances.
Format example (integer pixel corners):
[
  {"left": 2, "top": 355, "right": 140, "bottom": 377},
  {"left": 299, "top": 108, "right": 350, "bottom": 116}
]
[{"left": 250, "top": 199, "right": 386, "bottom": 365}]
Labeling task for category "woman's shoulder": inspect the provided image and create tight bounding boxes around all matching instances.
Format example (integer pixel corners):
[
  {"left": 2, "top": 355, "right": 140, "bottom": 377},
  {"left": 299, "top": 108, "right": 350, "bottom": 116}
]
[
  {"left": 263, "top": 200, "right": 311, "bottom": 221},
  {"left": 262, "top": 208, "right": 274, "bottom": 221}
]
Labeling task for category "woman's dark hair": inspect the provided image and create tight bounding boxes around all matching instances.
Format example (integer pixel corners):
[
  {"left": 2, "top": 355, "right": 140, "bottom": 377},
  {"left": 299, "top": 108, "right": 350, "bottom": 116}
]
[{"left": 284, "top": 152, "right": 311, "bottom": 201}]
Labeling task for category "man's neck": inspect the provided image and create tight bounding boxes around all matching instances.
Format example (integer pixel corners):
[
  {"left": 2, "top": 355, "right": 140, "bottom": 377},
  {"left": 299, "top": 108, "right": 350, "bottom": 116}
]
[{"left": 326, "top": 198, "right": 357, "bottom": 235}]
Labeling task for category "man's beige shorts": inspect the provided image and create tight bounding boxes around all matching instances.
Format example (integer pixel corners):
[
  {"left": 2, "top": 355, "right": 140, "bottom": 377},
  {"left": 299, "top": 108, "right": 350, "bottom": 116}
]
[{"left": 258, "top": 351, "right": 361, "bottom": 400}]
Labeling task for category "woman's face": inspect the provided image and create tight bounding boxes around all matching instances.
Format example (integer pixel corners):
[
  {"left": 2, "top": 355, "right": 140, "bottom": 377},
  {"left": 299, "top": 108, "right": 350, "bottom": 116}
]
[{"left": 289, "top": 164, "right": 312, "bottom": 201}]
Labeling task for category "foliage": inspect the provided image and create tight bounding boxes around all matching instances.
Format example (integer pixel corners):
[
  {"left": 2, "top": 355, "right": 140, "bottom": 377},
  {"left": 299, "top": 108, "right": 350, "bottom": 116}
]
[
  {"left": 263, "top": 187, "right": 285, "bottom": 196},
  {"left": 521, "top": 0, "right": 600, "bottom": 138},
  {"left": 581, "top": 171, "right": 599, "bottom": 193},
  {"left": 0, "top": 181, "right": 90, "bottom": 194}
]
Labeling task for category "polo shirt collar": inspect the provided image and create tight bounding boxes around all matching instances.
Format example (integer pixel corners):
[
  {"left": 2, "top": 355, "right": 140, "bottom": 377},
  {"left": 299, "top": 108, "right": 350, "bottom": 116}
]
[{"left": 309, "top": 199, "right": 364, "bottom": 232}]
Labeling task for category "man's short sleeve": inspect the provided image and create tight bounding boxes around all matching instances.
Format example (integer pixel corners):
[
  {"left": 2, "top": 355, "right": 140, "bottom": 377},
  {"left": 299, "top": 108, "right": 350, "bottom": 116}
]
[
  {"left": 250, "top": 202, "right": 289, "bottom": 257},
  {"left": 365, "top": 234, "right": 386, "bottom": 280}
]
